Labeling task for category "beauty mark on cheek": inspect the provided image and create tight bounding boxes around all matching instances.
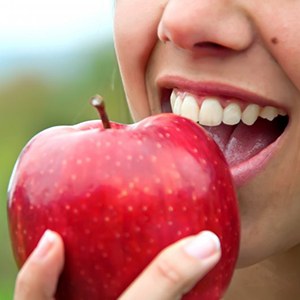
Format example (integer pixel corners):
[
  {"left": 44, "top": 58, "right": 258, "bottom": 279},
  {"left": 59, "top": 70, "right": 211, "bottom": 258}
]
[{"left": 271, "top": 37, "right": 279, "bottom": 45}]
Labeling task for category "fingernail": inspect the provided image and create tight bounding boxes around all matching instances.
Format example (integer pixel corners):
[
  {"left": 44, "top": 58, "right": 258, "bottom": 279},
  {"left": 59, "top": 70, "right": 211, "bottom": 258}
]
[
  {"left": 33, "top": 230, "right": 56, "bottom": 259},
  {"left": 183, "top": 231, "right": 221, "bottom": 259}
]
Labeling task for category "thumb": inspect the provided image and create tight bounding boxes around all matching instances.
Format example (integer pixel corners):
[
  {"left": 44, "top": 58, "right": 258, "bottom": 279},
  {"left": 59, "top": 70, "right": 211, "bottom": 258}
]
[
  {"left": 14, "top": 230, "right": 64, "bottom": 300},
  {"left": 119, "top": 230, "right": 221, "bottom": 300}
]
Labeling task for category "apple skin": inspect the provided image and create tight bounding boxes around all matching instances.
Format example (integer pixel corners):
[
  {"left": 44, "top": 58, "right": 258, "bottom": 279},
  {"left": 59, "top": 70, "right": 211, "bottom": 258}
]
[{"left": 7, "top": 113, "right": 240, "bottom": 300}]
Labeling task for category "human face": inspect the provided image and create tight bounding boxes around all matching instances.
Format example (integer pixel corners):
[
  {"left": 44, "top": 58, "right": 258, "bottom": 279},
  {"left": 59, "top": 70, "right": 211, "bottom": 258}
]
[{"left": 114, "top": 0, "right": 300, "bottom": 267}]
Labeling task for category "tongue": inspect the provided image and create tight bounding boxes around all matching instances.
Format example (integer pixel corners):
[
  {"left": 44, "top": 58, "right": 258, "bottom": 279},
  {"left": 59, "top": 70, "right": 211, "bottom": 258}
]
[{"left": 203, "top": 118, "right": 283, "bottom": 167}]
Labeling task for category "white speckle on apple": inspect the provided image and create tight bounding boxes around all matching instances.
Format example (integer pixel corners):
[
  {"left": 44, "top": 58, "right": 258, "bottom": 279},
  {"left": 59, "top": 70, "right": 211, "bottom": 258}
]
[
  {"left": 155, "top": 177, "right": 161, "bottom": 184},
  {"left": 85, "top": 157, "right": 91, "bottom": 163},
  {"left": 105, "top": 141, "right": 111, "bottom": 147},
  {"left": 49, "top": 169, "right": 54, "bottom": 174},
  {"left": 142, "top": 205, "right": 148, "bottom": 212},
  {"left": 143, "top": 187, "right": 150, "bottom": 193},
  {"left": 127, "top": 206, "right": 133, "bottom": 212},
  {"left": 177, "top": 230, "right": 183, "bottom": 237},
  {"left": 137, "top": 140, "right": 142, "bottom": 146},
  {"left": 120, "top": 190, "right": 128, "bottom": 197},
  {"left": 62, "top": 160, "right": 67, "bottom": 166},
  {"left": 96, "top": 141, "right": 101, "bottom": 148},
  {"left": 151, "top": 155, "right": 158, "bottom": 163},
  {"left": 105, "top": 155, "right": 111, "bottom": 161},
  {"left": 128, "top": 182, "right": 135, "bottom": 189},
  {"left": 73, "top": 208, "right": 79, "bottom": 214},
  {"left": 168, "top": 221, "right": 173, "bottom": 226},
  {"left": 138, "top": 154, "right": 144, "bottom": 160},
  {"left": 201, "top": 158, "right": 207, "bottom": 165},
  {"left": 76, "top": 159, "right": 82, "bottom": 165},
  {"left": 115, "top": 161, "right": 121, "bottom": 167},
  {"left": 85, "top": 192, "right": 91, "bottom": 198},
  {"left": 156, "top": 143, "right": 162, "bottom": 149},
  {"left": 166, "top": 189, "right": 173, "bottom": 195},
  {"left": 71, "top": 174, "right": 77, "bottom": 181},
  {"left": 158, "top": 133, "right": 164, "bottom": 139},
  {"left": 168, "top": 206, "right": 174, "bottom": 212},
  {"left": 175, "top": 127, "right": 181, "bottom": 132},
  {"left": 104, "top": 216, "right": 110, "bottom": 222},
  {"left": 165, "top": 132, "right": 171, "bottom": 138},
  {"left": 127, "top": 155, "right": 133, "bottom": 161},
  {"left": 182, "top": 206, "right": 187, "bottom": 212},
  {"left": 17, "top": 205, "right": 22, "bottom": 212},
  {"left": 133, "top": 177, "right": 140, "bottom": 183},
  {"left": 202, "top": 186, "right": 208, "bottom": 192}
]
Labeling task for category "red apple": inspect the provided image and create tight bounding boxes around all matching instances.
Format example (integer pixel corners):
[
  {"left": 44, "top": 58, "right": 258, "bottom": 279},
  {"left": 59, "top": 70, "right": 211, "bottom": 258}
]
[{"left": 7, "top": 96, "right": 240, "bottom": 300}]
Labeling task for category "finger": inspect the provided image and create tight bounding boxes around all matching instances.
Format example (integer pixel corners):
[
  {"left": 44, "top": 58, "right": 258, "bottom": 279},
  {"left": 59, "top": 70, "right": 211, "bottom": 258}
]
[
  {"left": 14, "top": 230, "right": 64, "bottom": 300},
  {"left": 119, "top": 230, "right": 221, "bottom": 300}
]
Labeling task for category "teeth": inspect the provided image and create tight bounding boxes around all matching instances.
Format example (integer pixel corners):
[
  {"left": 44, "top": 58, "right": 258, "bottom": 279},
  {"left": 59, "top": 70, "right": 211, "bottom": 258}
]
[
  {"left": 260, "top": 106, "right": 278, "bottom": 121},
  {"left": 170, "top": 90, "right": 286, "bottom": 126},
  {"left": 170, "top": 90, "right": 177, "bottom": 108},
  {"left": 199, "top": 99, "right": 223, "bottom": 126},
  {"left": 242, "top": 104, "right": 260, "bottom": 126},
  {"left": 181, "top": 95, "right": 199, "bottom": 122},
  {"left": 223, "top": 103, "right": 241, "bottom": 125},
  {"left": 173, "top": 96, "right": 182, "bottom": 115}
]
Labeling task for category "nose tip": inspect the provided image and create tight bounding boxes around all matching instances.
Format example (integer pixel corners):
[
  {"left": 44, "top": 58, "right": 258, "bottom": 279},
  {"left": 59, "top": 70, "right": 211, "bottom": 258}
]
[{"left": 158, "top": 1, "right": 254, "bottom": 53}]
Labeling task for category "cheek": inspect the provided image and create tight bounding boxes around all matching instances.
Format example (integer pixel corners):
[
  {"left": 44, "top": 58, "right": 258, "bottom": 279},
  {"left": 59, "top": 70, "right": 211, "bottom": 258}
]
[
  {"left": 254, "top": 4, "right": 300, "bottom": 91},
  {"left": 114, "top": 1, "right": 165, "bottom": 120}
]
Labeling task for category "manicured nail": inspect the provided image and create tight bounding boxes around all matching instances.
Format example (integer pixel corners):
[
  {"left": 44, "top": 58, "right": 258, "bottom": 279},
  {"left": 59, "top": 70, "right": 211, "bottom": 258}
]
[
  {"left": 184, "top": 231, "right": 221, "bottom": 259},
  {"left": 33, "top": 230, "right": 56, "bottom": 259}
]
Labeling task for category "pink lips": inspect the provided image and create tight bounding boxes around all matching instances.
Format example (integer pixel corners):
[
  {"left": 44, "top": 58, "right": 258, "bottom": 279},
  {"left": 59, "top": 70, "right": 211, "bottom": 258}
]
[{"left": 157, "top": 76, "right": 289, "bottom": 187}]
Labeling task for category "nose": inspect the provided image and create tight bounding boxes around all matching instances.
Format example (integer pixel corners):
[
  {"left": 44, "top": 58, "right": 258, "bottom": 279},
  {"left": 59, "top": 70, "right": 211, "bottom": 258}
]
[{"left": 158, "top": 0, "right": 254, "bottom": 53}]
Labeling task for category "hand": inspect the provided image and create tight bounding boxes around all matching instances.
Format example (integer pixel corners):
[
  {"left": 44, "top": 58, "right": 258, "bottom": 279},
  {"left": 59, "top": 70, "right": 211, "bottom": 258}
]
[{"left": 14, "top": 230, "right": 221, "bottom": 300}]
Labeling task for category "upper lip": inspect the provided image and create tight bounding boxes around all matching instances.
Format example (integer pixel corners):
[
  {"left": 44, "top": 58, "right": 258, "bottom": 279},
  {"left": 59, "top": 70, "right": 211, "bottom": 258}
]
[{"left": 157, "top": 75, "right": 288, "bottom": 111}]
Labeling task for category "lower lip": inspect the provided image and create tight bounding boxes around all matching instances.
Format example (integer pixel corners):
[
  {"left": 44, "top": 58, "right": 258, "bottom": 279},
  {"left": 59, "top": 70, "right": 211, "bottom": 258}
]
[{"left": 229, "top": 132, "right": 285, "bottom": 188}]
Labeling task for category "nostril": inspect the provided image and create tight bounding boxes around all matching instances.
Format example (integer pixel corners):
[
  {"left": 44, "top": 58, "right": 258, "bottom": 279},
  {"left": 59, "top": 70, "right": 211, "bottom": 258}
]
[{"left": 194, "top": 42, "right": 226, "bottom": 50}]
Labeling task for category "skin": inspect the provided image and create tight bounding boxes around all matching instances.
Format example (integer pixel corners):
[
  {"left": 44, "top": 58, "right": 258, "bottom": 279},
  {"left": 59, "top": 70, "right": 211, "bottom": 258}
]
[
  {"left": 114, "top": 0, "right": 300, "bottom": 298},
  {"left": 14, "top": 0, "right": 300, "bottom": 299}
]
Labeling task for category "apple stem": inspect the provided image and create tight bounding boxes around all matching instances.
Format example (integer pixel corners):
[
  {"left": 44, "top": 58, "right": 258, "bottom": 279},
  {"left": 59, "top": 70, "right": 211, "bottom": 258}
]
[{"left": 90, "top": 95, "right": 111, "bottom": 129}]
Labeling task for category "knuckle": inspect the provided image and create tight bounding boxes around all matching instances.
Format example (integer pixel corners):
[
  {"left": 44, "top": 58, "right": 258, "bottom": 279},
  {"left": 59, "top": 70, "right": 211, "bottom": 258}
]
[{"left": 154, "top": 251, "right": 188, "bottom": 287}]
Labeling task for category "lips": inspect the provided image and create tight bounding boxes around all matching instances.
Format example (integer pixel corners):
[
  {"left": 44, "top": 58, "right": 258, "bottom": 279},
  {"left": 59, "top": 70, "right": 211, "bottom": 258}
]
[{"left": 158, "top": 79, "right": 289, "bottom": 187}]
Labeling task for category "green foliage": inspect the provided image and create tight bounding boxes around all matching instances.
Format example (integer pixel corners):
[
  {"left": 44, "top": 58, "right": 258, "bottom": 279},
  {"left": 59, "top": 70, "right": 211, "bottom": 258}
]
[{"left": 0, "top": 41, "right": 130, "bottom": 299}]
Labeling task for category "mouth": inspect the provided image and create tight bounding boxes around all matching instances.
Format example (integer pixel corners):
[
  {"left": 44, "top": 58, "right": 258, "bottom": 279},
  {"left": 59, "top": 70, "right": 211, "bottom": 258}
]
[{"left": 160, "top": 83, "right": 289, "bottom": 187}]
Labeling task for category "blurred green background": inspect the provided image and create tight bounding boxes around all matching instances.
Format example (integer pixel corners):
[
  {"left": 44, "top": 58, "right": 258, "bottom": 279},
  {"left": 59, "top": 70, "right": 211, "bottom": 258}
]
[{"left": 0, "top": 1, "right": 131, "bottom": 298}]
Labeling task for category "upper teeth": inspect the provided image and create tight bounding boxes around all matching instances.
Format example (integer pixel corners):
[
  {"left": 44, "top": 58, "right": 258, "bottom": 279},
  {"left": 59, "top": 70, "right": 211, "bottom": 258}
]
[{"left": 170, "top": 90, "right": 286, "bottom": 126}]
